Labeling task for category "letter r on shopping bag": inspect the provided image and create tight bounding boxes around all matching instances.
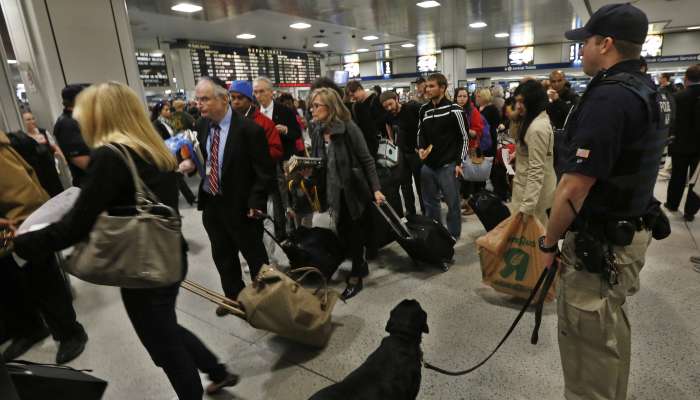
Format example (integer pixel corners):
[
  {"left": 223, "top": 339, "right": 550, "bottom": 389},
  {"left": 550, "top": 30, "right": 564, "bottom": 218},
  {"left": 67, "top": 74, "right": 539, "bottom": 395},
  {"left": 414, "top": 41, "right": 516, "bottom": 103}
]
[{"left": 500, "top": 248, "right": 529, "bottom": 281}]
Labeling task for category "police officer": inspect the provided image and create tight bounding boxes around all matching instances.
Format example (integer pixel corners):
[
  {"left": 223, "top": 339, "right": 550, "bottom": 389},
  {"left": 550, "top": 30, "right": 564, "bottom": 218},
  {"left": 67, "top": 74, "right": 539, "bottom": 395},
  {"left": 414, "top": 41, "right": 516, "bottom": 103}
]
[{"left": 538, "top": 4, "right": 671, "bottom": 400}]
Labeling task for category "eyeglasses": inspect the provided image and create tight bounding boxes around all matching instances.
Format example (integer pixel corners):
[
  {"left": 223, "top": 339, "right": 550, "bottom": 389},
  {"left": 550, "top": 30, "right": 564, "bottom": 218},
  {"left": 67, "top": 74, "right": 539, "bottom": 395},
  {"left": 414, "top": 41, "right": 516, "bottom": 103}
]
[
  {"left": 311, "top": 103, "right": 327, "bottom": 110},
  {"left": 195, "top": 96, "right": 212, "bottom": 103}
]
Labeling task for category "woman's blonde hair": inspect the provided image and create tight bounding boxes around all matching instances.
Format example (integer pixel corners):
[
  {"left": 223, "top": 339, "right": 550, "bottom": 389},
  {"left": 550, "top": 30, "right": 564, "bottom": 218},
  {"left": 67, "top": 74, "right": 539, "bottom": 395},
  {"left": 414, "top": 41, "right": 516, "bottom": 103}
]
[
  {"left": 476, "top": 88, "right": 493, "bottom": 104},
  {"left": 74, "top": 82, "right": 177, "bottom": 171},
  {"left": 310, "top": 87, "right": 351, "bottom": 123}
]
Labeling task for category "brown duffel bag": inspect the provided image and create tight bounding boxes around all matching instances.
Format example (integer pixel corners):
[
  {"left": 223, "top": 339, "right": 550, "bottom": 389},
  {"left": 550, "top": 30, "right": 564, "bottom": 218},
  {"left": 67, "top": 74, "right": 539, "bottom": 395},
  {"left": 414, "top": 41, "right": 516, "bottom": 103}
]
[{"left": 182, "top": 265, "right": 339, "bottom": 348}]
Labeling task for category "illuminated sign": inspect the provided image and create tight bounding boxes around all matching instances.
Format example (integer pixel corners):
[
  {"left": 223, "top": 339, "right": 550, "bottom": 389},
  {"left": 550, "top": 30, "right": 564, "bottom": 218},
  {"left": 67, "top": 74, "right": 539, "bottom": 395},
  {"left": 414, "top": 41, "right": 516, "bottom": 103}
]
[
  {"left": 642, "top": 34, "right": 663, "bottom": 57},
  {"left": 343, "top": 62, "right": 360, "bottom": 78},
  {"left": 417, "top": 55, "right": 438, "bottom": 72},
  {"left": 569, "top": 43, "right": 583, "bottom": 64},
  {"left": 508, "top": 46, "right": 535, "bottom": 67},
  {"left": 382, "top": 60, "right": 393, "bottom": 75}
]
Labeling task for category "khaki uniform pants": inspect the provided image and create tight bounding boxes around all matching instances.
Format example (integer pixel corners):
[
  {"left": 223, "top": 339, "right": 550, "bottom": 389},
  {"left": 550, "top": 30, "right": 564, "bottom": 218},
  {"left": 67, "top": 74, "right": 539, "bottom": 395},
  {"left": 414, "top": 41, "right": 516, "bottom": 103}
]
[{"left": 558, "top": 230, "right": 651, "bottom": 400}]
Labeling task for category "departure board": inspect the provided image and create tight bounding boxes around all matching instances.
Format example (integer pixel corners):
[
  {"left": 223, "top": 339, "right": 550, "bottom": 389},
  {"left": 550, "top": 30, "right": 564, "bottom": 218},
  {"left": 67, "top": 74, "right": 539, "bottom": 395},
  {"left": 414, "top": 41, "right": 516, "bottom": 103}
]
[
  {"left": 187, "top": 42, "right": 322, "bottom": 87},
  {"left": 136, "top": 50, "right": 169, "bottom": 87}
]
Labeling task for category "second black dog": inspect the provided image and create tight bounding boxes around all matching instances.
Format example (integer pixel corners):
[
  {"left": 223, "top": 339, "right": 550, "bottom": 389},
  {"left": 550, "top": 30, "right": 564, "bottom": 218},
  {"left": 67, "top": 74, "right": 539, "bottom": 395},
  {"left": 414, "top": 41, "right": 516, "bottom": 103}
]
[{"left": 308, "top": 299, "right": 429, "bottom": 400}]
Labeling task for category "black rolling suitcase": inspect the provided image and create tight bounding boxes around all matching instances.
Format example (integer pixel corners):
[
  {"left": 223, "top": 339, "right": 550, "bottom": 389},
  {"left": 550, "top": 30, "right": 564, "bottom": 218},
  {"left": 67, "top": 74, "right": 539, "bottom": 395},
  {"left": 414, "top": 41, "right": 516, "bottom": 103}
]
[
  {"left": 7, "top": 360, "right": 107, "bottom": 400},
  {"left": 468, "top": 190, "right": 511, "bottom": 232},
  {"left": 374, "top": 202, "right": 455, "bottom": 271},
  {"left": 263, "top": 223, "right": 345, "bottom": 281}
]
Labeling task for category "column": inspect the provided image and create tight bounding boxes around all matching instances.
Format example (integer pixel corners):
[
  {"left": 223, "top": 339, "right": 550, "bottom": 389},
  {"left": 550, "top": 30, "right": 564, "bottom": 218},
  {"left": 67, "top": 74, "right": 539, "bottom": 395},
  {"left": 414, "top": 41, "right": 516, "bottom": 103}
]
[
  {"left": 1, "top": 0, "right": 143, "bottom": 130},
  {"left": 440, "top": 46, "right": 467, "bottom": 90},
  {"left": 0, "top": 32, "right": 22, "bottom": 132}
]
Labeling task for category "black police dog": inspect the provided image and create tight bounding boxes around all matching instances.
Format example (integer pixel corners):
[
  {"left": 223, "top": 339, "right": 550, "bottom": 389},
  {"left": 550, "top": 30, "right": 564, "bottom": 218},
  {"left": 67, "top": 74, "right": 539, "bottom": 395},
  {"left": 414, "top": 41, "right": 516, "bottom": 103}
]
[{"left": 309, "top": 299, "right": 429, "bottom": 400}]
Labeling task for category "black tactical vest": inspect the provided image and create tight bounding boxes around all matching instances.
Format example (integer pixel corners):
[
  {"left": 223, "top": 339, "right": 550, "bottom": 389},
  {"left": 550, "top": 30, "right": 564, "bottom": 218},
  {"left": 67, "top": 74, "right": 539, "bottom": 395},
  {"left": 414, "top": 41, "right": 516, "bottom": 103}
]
[{"left": 558, "top": 72, "right": 671, "bottom": 219}]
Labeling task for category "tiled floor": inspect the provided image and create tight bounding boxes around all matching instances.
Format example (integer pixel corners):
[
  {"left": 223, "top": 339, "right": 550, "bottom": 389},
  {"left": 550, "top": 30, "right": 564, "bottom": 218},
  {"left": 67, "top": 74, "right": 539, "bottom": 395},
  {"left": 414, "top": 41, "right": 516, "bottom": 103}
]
[{"left": 6, "top": 178, "right": 700, "bottom": 399}]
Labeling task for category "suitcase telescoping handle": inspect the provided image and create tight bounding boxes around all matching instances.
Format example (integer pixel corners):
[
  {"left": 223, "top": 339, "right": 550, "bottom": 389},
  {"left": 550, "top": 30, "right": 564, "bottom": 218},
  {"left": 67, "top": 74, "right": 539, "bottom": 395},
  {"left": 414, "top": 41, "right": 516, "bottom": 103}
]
[
  {"left": 372, "top": 202, "right": 413, "bottom": 240},
  {"left": 180, "top": 280, "right": 246, "bottom": 319}
]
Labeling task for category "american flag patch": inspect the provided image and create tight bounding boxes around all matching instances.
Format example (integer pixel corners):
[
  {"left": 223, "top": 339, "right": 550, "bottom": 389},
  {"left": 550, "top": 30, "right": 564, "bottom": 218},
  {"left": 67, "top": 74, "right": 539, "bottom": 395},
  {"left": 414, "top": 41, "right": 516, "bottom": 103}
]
[{"left": 576, "top": 148, "right": 590, "bottom": 159}]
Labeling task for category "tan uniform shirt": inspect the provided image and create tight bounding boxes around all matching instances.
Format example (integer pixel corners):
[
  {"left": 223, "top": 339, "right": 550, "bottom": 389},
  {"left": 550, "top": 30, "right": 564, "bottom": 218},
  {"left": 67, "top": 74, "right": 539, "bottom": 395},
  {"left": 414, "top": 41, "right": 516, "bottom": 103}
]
[{"left": 0, "top": 131, "right": 49, "bottom": 222}]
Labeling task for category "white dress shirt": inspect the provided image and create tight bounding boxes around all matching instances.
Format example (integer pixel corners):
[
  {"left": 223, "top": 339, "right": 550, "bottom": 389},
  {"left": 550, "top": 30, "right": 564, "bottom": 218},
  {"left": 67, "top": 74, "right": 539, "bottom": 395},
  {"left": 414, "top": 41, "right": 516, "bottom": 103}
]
[{"left": 260, "top": 101, "right": 274, "bottom": 120}]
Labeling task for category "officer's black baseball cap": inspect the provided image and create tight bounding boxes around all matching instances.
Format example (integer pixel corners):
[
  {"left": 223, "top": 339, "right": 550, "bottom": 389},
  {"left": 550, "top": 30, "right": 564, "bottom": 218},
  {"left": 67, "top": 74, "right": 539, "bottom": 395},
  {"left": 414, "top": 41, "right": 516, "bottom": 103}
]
[
  {"left": 565, "top": 3, "right": 648, "bottom": 45},
  {"left": 61, "top": 83, "right": 91, "bottom": 104}
]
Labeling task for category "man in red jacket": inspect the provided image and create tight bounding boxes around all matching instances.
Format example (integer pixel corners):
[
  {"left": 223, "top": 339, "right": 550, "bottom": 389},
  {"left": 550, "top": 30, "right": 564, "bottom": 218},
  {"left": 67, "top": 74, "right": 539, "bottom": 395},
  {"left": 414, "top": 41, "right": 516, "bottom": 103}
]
[
  {"left": 229, "top": 81, "right": 283, "bottom": 162},
  {"left": 229, "top": 80, "right": 286, "bottom": 267}
]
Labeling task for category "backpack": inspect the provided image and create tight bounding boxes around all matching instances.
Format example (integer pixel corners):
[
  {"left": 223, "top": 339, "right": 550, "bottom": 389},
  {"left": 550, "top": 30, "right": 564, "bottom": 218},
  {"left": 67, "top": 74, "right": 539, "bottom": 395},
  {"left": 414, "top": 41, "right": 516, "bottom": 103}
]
[
  {"left": 467, "top": 107, "right": 492, "bottom": 152},
  {"left": 478, "top": 113, "right": 492, "bottom": 152}
]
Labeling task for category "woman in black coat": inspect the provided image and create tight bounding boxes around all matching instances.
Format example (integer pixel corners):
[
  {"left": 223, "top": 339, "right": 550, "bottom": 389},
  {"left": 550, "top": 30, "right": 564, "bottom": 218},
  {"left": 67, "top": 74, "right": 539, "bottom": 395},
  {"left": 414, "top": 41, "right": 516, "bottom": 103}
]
[{"left": 309, "top": 88, "right": 385, "bottom": 300}]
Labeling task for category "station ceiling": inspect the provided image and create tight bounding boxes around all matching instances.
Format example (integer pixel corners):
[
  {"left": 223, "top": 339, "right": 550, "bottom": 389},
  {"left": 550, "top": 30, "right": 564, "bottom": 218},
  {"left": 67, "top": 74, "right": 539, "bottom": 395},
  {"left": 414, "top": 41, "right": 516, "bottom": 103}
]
[{"left": 126, "top": 0, "right": 700, "bottom": 60}]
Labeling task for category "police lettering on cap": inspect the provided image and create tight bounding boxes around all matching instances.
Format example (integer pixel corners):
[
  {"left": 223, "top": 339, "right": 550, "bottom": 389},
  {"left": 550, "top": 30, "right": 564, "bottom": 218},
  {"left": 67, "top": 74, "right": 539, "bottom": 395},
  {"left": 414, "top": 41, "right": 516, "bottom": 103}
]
[
  {"left": 229, "top": 80, "right": 254, "bottom": 101},
  {"left": 565, "top": 3, "right": 648, "bottom": 45}
]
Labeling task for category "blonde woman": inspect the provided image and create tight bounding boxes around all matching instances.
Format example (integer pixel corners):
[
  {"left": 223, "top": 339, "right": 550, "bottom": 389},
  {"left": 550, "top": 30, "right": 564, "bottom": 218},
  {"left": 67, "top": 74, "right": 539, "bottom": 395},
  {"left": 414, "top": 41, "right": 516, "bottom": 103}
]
[
  {"left": 11, "top": 82, "right": 239, "bottom": 398},
  {"left": 476, "top": 88, "right": 510, "bottom": 201},
  {"left": 509, "top": 80, "right": 556, "bottom": 225},
  {"left": 309, "top": 88, "right": 385, "bottom": 300}
]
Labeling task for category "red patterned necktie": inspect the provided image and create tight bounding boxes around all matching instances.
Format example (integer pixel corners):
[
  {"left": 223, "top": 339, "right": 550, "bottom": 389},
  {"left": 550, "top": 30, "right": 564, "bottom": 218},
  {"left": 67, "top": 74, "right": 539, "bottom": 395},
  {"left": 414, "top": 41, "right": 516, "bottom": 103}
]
[{"left": 208, "top": 124, "right": 221, "bottom": 194}]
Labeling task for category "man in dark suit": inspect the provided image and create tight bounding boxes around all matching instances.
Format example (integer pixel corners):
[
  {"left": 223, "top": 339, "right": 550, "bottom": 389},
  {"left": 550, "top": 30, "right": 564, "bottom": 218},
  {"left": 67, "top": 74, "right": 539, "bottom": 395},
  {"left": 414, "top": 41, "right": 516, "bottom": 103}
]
[
  {"left": 183, "top": 77, "right": 273, "bottom": 315},
  {"left": 253, "top": 77, "right": 302, "bottom": 264},
  {"left": 666, "top": 64, "right": 700, "bottom": 220}
]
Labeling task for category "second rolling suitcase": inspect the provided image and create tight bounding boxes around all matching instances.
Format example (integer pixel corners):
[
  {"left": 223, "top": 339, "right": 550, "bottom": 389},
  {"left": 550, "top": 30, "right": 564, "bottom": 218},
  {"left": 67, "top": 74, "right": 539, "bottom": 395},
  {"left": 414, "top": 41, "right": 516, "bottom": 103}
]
[
  {"left": 468, "top": 190, "right": 511, "bottom": 232},
  {"left": 374, "top": 202, "right": 455, "bottom": 271}
]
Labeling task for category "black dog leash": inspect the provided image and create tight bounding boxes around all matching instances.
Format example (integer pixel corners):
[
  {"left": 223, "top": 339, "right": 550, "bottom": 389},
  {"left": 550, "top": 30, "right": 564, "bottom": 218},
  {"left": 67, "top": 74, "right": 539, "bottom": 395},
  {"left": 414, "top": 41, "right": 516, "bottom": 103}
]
[{"left": 423, "top": 260, "right": 559, "bottom": 376}]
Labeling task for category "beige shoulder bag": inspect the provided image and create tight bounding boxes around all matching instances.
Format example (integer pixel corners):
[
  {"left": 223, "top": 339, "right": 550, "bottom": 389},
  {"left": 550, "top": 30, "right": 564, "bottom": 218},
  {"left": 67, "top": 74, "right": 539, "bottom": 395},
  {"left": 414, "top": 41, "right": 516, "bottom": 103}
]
[{"left": 64, "top": 144, "right": 183, "bottom": 288}]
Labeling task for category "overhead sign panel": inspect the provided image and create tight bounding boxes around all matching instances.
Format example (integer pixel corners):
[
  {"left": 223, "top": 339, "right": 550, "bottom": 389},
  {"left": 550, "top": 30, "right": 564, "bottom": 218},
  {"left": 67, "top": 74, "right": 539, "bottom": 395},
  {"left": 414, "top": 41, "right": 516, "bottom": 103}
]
[
  {"left": 417, "top": 55, "right": 438, "bottom": 72},
  {"left": 508, "top": 46, "right": 535, "bottom": 67},
  {"left": 642, "top": 34, "right": 663, "bottom": 58},
  {"left": 186, "top": 41, "right": 322, "bottom": 87},
  {"left": 136, "top": 50, "right": 169, "bottom": 87}
]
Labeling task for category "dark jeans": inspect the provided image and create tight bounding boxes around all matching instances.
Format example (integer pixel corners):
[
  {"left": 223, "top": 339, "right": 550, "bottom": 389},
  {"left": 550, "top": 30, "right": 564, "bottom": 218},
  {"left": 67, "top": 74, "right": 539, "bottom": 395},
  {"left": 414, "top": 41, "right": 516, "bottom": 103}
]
[
  {"left": 121, "top": 282, "right": 227, "bottom": 400},
  {"left": 0, "top": 255, "right": 83, "bottom": 342},
  {"left": 202, "top": 197, "right": 269, "bottom": 299},
  {"left": 337, "top": 193, "right": 370, "bottom": 278},
  {"left": 421, "top": 163, "right": 462, "bottom": 239},
  {"left": 667, "top": 153, "right": 700, "bottom": 214},
  {"left": 401, "top": 152, "right": 424, "bottom": 215}
]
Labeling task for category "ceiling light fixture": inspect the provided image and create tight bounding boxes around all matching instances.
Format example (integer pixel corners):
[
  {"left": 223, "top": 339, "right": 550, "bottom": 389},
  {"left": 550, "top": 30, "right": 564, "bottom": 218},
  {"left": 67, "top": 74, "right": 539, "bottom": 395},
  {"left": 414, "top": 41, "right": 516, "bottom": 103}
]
[
  {"left": 688, "top": 26, "right": 700, "bottom": 30},
  {"left": 356, "top": 48, "right": 369, "bottom": 52},
  {"left": 362, "top": 35, "right": 379, "bottom": 41},
  {"left": 494, "top": 32, "right": 510, "bottom": 38},
  {"left": 290, "top": 22, "right": 311, "bottom": 29},
  {"left": 401, "top": 43, "right": 416, "bottom": 48},
  {"left": 416, "top": 1, "right": 441, "bottom": 8},
  {"left": 171, "top": 3, "right": 202, "bottom": 13},
  {"left": 236, "top": 33, "right": 256, "bottom": 39},
  {"left": 7, "top": 59, "right": 17, "bottom": 64},
  {"left": 313, "top": 42, "right": 329, "bottom": 48},
  {"left": 469, "top": 22, "right": 488, "bottom": 28}
]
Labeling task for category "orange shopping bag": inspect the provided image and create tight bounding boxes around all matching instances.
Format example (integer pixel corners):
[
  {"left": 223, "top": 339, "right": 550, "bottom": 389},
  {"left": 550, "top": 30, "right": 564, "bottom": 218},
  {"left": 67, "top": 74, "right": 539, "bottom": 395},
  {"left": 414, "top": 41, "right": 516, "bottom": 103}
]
[{"left": 476, "top": 213, "right": 557, "bottom": 302}]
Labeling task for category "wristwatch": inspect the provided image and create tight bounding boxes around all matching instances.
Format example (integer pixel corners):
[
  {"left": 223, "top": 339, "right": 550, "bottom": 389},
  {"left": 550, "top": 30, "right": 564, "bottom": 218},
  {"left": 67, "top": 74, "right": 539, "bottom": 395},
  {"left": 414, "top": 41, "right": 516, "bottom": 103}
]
[{"left": 538, "top": 236, "right": 558, "bottom": 253}]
